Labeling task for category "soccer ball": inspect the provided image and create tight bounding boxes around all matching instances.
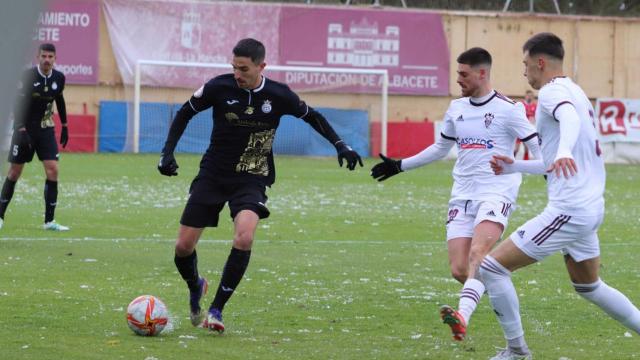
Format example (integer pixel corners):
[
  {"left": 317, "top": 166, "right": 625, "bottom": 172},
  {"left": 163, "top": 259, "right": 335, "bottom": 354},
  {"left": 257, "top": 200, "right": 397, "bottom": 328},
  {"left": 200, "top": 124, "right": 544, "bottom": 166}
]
[{"left": 126, "top": 295, "right": 169, "bottom": 336}]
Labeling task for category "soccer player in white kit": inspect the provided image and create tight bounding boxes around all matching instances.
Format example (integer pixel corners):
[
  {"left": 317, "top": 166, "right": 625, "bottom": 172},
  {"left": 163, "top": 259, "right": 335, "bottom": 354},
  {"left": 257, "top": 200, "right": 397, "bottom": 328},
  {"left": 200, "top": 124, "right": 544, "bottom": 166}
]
[
  {"left": 483, "top": 32, "right": 640, "bottom": 360},
  {"left": 371, "top": 47, "right": 540, "bottom": 342}
]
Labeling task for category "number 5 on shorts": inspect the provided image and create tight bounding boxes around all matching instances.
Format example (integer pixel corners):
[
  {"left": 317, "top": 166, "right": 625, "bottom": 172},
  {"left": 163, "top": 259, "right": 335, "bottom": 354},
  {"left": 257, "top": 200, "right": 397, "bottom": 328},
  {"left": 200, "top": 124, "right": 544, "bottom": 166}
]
[{"left": 12, "top": 144, "right": 18, "bottom": 156}]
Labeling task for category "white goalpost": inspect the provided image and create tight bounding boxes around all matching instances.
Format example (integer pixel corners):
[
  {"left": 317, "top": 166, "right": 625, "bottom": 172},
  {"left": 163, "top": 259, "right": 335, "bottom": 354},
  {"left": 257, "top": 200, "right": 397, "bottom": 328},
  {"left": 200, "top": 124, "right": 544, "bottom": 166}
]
[{"left": 133, "top": 59, "right": 389, "bottom": 155}]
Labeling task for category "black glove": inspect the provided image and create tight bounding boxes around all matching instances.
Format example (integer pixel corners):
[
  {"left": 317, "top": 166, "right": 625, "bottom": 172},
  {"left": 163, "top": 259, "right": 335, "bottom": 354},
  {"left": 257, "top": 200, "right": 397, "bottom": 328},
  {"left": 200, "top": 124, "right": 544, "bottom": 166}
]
[
  {"left": 335, "top": 141, "right": 363, "bottom": 171},
  {"left": 158, "top": 152, "right": 179, "bottom": 176},
  {"left": 371, "top": 153, "right": 402, "bottom": 181},
  {"left": 60, "top": 126, "right": 69, "bottom": 148}
]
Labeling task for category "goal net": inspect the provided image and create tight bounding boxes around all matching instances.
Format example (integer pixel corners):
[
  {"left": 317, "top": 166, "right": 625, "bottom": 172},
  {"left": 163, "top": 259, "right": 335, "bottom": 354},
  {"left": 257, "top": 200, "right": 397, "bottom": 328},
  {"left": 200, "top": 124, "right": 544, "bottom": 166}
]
[{"left": 129, "top": 60, "right": 388, "bottom": 156}]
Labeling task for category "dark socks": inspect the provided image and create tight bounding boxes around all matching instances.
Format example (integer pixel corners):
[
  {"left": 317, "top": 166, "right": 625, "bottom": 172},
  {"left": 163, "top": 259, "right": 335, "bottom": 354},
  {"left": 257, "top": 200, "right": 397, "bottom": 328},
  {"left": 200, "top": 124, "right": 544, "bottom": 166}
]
[
  {"left": 211, "top": 247, "right": 251, "bottom": 312},
  {"left": 174, "top": 249, "right": 200, "bottom": 292},
  {"left": 0, "top": 178, "right": 17, "bottom": 219},
  {"left": 44, "top": 180, "right": 58, "bottom": 223}
]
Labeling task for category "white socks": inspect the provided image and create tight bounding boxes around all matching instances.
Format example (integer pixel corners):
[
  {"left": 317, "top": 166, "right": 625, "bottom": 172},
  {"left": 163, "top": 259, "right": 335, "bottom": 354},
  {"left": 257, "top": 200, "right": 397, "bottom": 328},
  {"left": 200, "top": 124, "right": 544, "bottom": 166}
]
[
  {"left": 476, "top": 254, "right": 640, "bottom": 357},
  {"left": 574, "top": 279, "right": 640, "bottom": 334},
  {"left": 479, "top": 255, "right": 525, "bottom": 340},
  {"left": 458, "top": 278, "right": 485, "bottom": 325}
]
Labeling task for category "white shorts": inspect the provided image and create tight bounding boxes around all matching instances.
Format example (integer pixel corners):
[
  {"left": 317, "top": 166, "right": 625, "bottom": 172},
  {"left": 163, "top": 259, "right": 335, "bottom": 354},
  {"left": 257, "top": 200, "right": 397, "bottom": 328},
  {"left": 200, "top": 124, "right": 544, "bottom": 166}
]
[
  {"left": 446, "top": 199, "right": 514, "bottom": 240},
  {"left": 510, "top": 207, "right": 603, "bottom": 262}
]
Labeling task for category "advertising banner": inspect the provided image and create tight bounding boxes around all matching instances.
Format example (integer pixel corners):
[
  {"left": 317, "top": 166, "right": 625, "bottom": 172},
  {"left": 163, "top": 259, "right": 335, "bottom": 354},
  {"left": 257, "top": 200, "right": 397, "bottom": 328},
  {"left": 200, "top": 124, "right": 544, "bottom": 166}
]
[
  {"left": 31, "top": 0, "right": 99, "bottom": 84},
  {"left": 279, "top": 7, "right": 449, "bottom": 95},
  {"left": 104, "top": 1, "right": 450, "bottom": 95},
  {"left": 595, "top": 98, "right": 640, "bottom": 142},
  {"left": 103, "top": 0, "right": 281, "bottom": 87}
]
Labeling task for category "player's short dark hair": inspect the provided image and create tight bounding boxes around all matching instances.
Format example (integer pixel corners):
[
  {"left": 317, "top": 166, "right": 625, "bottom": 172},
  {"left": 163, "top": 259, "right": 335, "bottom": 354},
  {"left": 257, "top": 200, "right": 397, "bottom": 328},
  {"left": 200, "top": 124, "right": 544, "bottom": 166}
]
[
  {"left": 457, "top": 47, "right": 492, "bottom": 67},
  {"left": 523, "top": 32, "right": 564, "bottom": 60},
  {"left": 233, "top": 38, "right": 265, "bottom": 64},
  {"left": 39, "top": 43, "right": 56, "bottom": 53}
]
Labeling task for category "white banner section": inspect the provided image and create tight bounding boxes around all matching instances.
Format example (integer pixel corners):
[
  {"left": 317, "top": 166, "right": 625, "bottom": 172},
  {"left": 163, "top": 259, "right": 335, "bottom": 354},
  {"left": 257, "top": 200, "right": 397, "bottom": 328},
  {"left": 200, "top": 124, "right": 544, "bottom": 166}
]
[{"left": 596, "top": 98, "right": 640, "bottom": 143}]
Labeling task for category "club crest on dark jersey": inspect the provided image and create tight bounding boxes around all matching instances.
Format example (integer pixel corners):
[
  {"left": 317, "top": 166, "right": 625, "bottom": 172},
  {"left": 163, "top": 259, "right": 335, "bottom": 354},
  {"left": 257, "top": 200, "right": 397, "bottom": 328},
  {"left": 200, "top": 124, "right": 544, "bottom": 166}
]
[
  {"left": 484, "top": 113, "right": 494, "bottom": 128},
  {"left": 245, "top": 106, "right": 254, "bottom": 115},
  {"left": 261, "top": 100, "right": 272, "bottom": 113}
]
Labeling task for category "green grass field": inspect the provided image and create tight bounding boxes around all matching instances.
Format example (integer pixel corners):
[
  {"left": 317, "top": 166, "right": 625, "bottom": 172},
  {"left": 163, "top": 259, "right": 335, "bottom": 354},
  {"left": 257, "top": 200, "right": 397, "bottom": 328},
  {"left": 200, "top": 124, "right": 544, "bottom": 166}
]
[{"left": 0, "top": 154, "right": 638, "bottom": 359}]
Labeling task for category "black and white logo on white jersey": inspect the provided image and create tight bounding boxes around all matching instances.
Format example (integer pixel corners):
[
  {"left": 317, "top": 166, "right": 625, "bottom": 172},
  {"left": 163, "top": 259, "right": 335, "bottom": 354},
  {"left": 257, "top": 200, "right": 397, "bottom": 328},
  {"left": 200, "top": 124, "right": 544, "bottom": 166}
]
[
  {"left": 486, "top": 210, "right": 496, "bottom": 217},
  {"left": 456, "top": 115, "right": 464, "bottom": 122},
  {"left": 484, "top": 113, "right": 494, "bottom": 128},
  {"left": 517, "top": 230, "right": 525, "bottom": 238}
]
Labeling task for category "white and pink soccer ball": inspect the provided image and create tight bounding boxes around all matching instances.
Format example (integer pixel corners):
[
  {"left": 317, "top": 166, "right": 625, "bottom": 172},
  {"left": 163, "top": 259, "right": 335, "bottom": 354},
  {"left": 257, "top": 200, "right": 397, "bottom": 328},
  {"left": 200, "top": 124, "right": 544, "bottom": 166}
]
[{"left": 126, "top": 295, "right": 169, "bottom": 336}]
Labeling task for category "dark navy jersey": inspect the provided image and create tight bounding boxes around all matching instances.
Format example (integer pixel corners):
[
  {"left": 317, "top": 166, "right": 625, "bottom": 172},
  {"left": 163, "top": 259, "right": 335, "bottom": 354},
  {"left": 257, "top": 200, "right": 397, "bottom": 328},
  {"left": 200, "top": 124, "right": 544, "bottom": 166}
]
[
  {"left": 14, "top": 66, "right": 67, "bottom": 131},
  {"left": 188, "top": 74, "right": 308, "bottom": 186}
]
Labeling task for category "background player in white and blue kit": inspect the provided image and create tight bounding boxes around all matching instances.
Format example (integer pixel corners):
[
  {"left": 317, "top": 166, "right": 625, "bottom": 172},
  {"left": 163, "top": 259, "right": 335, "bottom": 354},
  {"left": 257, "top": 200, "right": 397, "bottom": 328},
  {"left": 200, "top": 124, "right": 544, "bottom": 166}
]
[
  {"left": 484, "top": 32, "right": 640, "bottom": 360},
  {"left": 371, "top": 48, "right": 540, "bottom": 341}
]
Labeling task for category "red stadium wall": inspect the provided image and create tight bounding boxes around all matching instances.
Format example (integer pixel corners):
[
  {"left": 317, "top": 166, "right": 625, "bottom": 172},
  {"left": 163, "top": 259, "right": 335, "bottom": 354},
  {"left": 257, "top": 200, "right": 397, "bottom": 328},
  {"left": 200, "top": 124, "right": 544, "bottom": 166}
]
[
  {"left": 54, "top": 114, "right": 97, "bottom": 153},
  {"left": 371, "top": 121, "right": 435, "bottom": 158}
]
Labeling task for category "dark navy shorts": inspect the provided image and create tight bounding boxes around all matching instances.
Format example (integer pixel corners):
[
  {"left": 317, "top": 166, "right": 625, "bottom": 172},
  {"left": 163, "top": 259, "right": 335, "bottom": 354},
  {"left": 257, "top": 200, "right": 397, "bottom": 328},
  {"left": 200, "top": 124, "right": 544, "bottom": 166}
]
[
  {"left": 180, "top": 176, "right": 270, "bottom": 228},
  {"left": 8, "top": 128, "right": 58, "bottom": 164}
]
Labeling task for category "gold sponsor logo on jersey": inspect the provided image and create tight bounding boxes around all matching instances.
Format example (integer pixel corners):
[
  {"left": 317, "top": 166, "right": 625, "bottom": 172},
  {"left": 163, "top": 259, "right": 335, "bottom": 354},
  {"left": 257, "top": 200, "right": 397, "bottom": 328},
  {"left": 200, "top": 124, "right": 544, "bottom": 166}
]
[
  {"left": 244, "top": 106, "right": 254, "bottom": 115},
  {"left": 236, "top": 129, "right": 275, "bottom": 176},
  {"left": 41, "top": 103, "right": 55, "bottom": 128},
  {"left": 225, "top": 112, "right": 239, "bottom": 121}
]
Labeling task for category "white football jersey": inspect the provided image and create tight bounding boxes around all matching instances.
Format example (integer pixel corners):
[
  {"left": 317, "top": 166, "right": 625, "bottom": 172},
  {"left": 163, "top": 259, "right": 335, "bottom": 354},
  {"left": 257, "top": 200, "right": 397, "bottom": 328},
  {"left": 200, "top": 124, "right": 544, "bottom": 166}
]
[
  {"left": 536, "top": 77, "right": 605, "bottom": 215},
  {"left": 441, "top": 91, "right": 537, "bottom": 203}
]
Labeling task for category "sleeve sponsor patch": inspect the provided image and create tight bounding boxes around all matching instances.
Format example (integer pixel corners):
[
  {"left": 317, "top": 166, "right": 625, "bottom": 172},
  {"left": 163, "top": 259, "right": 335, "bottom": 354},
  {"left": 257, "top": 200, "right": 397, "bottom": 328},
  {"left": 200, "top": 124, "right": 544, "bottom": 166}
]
[{"left": 193, "top": 85, "right": 204, "bottom": 98}]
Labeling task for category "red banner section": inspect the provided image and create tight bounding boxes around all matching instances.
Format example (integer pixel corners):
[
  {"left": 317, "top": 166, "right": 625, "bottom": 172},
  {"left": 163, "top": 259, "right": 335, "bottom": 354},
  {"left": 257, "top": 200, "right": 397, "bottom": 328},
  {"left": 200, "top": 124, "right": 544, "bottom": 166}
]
[
  {"left": 54, "top": 114, "right": 97, "bottom": 153},
  {"left": 279, "top": 7, "right": 449, "bottom": 95},
  {"left": 371, "top": 121, "right": 435, "bottom": 157},
  {"left": 30, "top": 0, "right": 100, "bottom": 84}
]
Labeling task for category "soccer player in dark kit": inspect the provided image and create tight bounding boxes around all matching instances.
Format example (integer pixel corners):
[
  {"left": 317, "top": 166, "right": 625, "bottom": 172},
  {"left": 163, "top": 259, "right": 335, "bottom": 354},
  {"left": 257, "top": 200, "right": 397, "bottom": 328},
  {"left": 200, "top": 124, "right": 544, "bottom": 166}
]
[
  {"left": 0, "top": 43, "right": 69, "bottom": 231},
  {"left": 158, "top": 38, "right": 363, "bottom": 333}
]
